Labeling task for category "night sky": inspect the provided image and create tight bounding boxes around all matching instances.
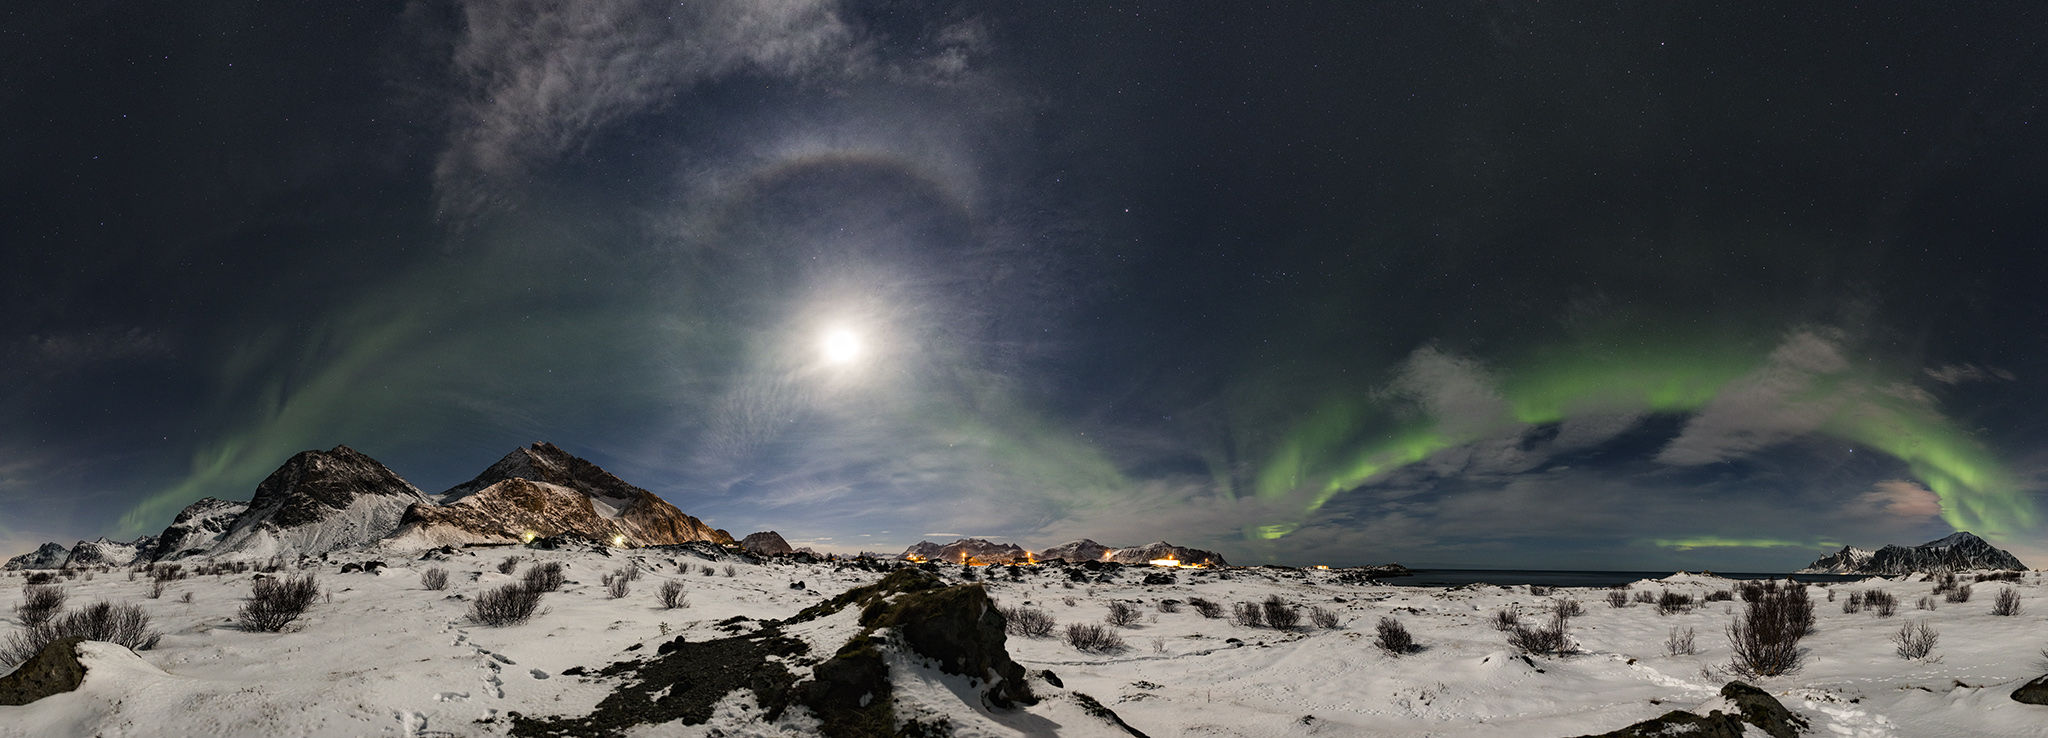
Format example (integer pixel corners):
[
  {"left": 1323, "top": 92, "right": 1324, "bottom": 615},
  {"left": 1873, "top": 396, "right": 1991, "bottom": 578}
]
[{"left": 6, "top": 2, "right": 2047, "bottom": 570}]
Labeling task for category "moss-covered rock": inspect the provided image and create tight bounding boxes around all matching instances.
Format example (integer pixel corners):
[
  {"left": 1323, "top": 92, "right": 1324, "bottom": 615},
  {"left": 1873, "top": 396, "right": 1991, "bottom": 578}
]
[{"left": 0, "top": 636, "right": 88, "bottom": 706}]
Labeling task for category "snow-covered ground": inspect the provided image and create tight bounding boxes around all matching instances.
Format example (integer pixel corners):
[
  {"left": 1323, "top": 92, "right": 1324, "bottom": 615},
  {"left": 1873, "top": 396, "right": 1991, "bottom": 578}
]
[{"left": 3, "top": 551, "right": 2046, "bottom": 737}]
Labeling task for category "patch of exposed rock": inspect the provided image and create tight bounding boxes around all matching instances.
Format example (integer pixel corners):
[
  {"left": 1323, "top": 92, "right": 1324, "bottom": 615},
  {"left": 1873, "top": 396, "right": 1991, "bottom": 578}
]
[
  {"left": 63, "top": 536, "right": 155, "bottom": 568},
  {"left": 0, "top": 637, "right": 88, "bottom": 706},
  {"left": 2014, "top": 674, "right": 2048, "bottom": 705},
  {"left": 1573, "top": 681, "right": 1807, "bottom": 738},
  {"left": 740, "top": 531, "right": 793, "bottom": 556},
  {"left": 1034, "top": 539, "right": 1112, "bottom": 563},
  {"left": 207, "top": 445, "right": 429, "bottom": 558}
]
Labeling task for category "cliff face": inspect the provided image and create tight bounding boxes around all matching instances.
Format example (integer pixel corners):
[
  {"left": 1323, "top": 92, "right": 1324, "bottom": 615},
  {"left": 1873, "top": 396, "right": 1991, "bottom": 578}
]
[
  {"left": 149, "top": 498, "right": 249, "bottom": 561},
  {"left": 387, "top": 442, "right": 732, "bottom": 548}
]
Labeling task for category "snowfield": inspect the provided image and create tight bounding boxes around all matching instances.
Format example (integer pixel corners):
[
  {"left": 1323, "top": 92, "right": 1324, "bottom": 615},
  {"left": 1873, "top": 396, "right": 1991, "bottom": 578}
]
[{"left": 3, "top": 550, "right": 2046, "bottom": 737}]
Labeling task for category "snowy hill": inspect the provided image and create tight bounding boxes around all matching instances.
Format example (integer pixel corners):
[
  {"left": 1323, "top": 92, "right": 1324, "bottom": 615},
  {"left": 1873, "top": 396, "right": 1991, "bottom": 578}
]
[
  {"left": 2, "top": 543, "right": 70, "bottom": 570},
  {"left": 61, "top": 537, "right": 155, "bottom": 568},
  {"left": 4, "top": 549, "right": 2047, "bottom": 736},
  {"left": 205, "top": 445, "right": 429, "bottom": 559}
]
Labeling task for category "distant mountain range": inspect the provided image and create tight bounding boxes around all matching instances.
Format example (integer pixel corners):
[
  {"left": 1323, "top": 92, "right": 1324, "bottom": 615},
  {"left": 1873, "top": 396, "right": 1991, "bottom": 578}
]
[
  {"left": 898, "top": 537, "right": 1229, "bottom": 567},
  {"left": 1796, "top": 532, "right": 2027, "bottom": 575},
  {"left": 6, "top": 443, "right": 741, "bottom": 569}
]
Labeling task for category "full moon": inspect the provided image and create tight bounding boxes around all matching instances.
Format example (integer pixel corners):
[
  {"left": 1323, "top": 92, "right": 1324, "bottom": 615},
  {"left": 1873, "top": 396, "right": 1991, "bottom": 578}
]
[{"left": 821, "top": 329, "right": 862, "bottom": 364}]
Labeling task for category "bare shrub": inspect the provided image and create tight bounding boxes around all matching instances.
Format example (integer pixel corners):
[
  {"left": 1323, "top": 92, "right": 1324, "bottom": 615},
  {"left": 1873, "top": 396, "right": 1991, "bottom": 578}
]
[
  {"left": 522, "top": 562, "right": 565, "bottom": 593},
  {"left": 1489, "top": 608, "right": 1521, "bottom": 631},
  {"left": 17, "top": 584, "right": 66, "bottom": 628},
  {"left": 1665, "top": 626, "right": 1696, "bottom": 656},
  {"left": 497, "top": 556, "right": 521, "bottom": 575},
  {"left": 1992, "top": 587, "right": 2023, "bottom": 616},
  {"left": 1309, "top": 606, "right": 1340, "bottom": 629},
  {"left": 1508, "top": 609, "right": 1573, "bottom": 656},
  {"left": 1705, "top": 589, "right": 1733, "bottom": 603},
  {"left": 1375, "top": 616, "right": 1415, "bottom": 654},
  {"left": 1105, "top": 601, "right": 1141, "bottom": 627},
  {"left": 1188, "top": 597, "right": 1223, "bottom": 619},
  {"left": 699, "top": 565, "right": 717, "bottom": 577},
  {"left": 1892, "top": 620, "right": 1937, "bottom": 659},
  {"left": 179, "top": 591, "right": 193, "bottom": 604},
  {"left": 1842, "top": 591, "right": 1863, "bottom": 614},
  {"left": 657, "top": 580, "right": 688, "bottom": 609},
  {"left": 1001, "top": 606, "right": 1056, "bottom": 637},
  {"left": 470, "top": 582, "right": 542, "bottom": 626},
  {"left": 1155, "top": 599, "right": 1181, "bottom": 614},
  {"left": 1231, "top": 601, "right": 1266, "bottom": 628},
  {"left": 1554, "top": 598, "right": 1585, "bottom": 617},
  {"left": 1866, "top": 590, "right": 1898, "bottom": 617},
  {"left": 1606, "top": 590, "right": 1630, "bottom": 608},
  {"left": 622, "top": 566, "right": 642, "bottom": 581},
  {"left": 605, "top": 572, "right": 631, "bottom": 599},
  {"left": 1946, "top": 584, "right": 1972, "bottom": 604},
  {"left": 1933, "top": 572, "right": 1959, "bottom": 595},
  {"left": 25, "top": 571, "right": 56, "bottom": 585},
  {"left": 1631, "top": 590, "right": 1656, "bottom": 605},
  {"left": 1529, "top": 585, "right": 1553, "bottom": 596},
  {"left": 1, "top": 601, "right": 160, "bottom": 666},
  {"left": 1263, "top": 596, "right": 1301, "bottom": 629},
  {"left": 1656, "top": 590, "right": 1694, "bottom": 615},
  {"left": 238, "top": 574, "right": 320, "bottom": 632},
  {"left": 146, "top": 578, "right": 166, "bottom": 599},
  {"left": 1727, "top": 589, "right": 1808, "bottom": 678},
  {"left": 149, "top": 563, "right": 184, "bottom": 582},
  {"left": 1916, "top": 595, "right": 1936, "bottom": 611},
  {"left": 421, "top": 568, "right": 450, "bottom": 591},
  {"left": 722, "top": 565, "right": 737, "bottom": 578},
  {"left": 1065, "top": 623, "right": 1126, "bottom": 652}
]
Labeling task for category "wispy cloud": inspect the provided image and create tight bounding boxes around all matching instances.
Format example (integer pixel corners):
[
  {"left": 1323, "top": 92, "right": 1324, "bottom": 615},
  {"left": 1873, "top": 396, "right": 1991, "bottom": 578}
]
[
  {"left": 1924, "top": 363, "right": 2015, "bottom": 385},
  {"left": 1655, "top": 331, "right": 1848, "bottom": 466}
]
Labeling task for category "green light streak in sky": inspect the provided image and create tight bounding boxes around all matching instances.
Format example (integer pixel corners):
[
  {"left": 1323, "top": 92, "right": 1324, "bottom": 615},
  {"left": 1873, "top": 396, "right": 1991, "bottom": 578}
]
[
  {"left": 1823, "top": 391, "right": 2033, "bottom": 538},
  {"left": 1652, "top": 537, "right": 1839, "bottom": 551},
  {"left": 1501, "top": 343, "right": 1756, "bottom": 424}
]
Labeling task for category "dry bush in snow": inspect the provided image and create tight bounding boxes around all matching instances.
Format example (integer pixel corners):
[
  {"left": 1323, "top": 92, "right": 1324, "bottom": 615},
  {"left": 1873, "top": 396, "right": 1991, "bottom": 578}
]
[
  {"left": 1606, "top": 590, "right": 1630, "bottom": 608},
  {"left": 1865, "top": 589, "right": 1898, "bottom": 617},
  {"left": 1375, "top": 617, "right": 1414, "bottom": 655},
  {"left": 421, "top": 568, "right": 450, "bottom": 591},
  {"left": 1656, "top": 590, "right": 1694, "bottom": 615},
  {"left": 238, "top": 574, "right": 321, "bottom": 632},
  {"left": 1946, "top": 584, "right": 1972, "bottom": 604},
  {"left": 1727, "top": 588, "right": 1809, "bottom": 677},
  {"left": 1064, "top": 623, "right": 1126, "bottom": 652},
  {"left": 1, "top": 600, "right": 160, "bottom": 667},
  {"left": 1188, "top": 597, "right": 1223, "bottom": 619},
  {"left": 657, "top": 580, "right": 688, "bottom": 610},
  {"left": 470, "top": 582, "right": 542, "bottom": 626},
  {"left": 1893, "top": 619, "right": 1938, "bottom": 659},
  {"left": 1992, "top": 587, "right": 2023, "bottom": 616},
  {"left": 1262, "top": 595, "right": 1300, "bottom": 629},
  {"left": 1554, "top": 599, "right": 1585, "bottom": 617},
  {"left": 523, "top": 562, "right": 565, "bottom": 593},
  {"left": 1001, "top": 605, "right": 1056, "bottom": 637},
  {"left": 1309, "top": 606, "right": 1340, "bottom": 629},
  {"left": 1104, "top": 601, "right": 1141, "bottom": 627},
  {"left": 1489, "top": 608, "right": 1521, "bottom": 631},
  {"left": 1631, "top": 590, "right": 1656, "bottom": 605},
  {"left": 721, "top": 565, "right": 737, "bottom": 578},
  {"left": 1665, "top": 626, "right": 1696, "bottom": 656},
  {"left": 16, "top": 584, "right": 65, "bottom": 628},
  {"left": 1916, "top": 595, "right": 1936, "bottom": 611},
  {"left": 699, "top": 565, "right": 717, "bottom": 577},
  {"left": 1155, "top": 599, "right": 1181, "bottom": 614},
  {"left": 497, "top": 556, "right": 521, "bottom": 575},
  {"left": 1508, "top": 609, "right": 1573, "bottom": 656},
  {"left": 605, "top": 572, "right": 631, "bottom": 599},
  {"left": 1231, "top": 601, "right": 1265, "bottom": 628},
  {"left": 1842, "top": 591, "right": 1864, "bottom": 614}
]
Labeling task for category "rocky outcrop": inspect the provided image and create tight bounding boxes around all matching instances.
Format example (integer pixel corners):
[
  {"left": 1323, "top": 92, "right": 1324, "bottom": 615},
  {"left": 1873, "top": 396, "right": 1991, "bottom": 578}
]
[
  {"left": 1797, "top": 532, "right": 2025, "bottom": 575},
  {"left": 148, "top": 497, "right": 249, "bottom": 561},
  {"left": 0, "top": 637, "right": 88, "bottom": 705},
  {"left": 1574, "top": 682, "right": 1807, "bottom": 738},
  {"left": 208, "top": 445, "right": 429, "bottom": 559},
  {"left": 2014, "top": 674, "right": 2048, "bottom": 705},
  {"left": 741, "top": 531, "right": 793, "bottom": 556},
  {"left": 4, "top": 542, "right": 72, "bottom": 570},
  {"left": 897, "top": 538, "right": 1029, "bottom": 564},
  {"left": 388, "top": 442, "right": 732, "bottom": 549}
]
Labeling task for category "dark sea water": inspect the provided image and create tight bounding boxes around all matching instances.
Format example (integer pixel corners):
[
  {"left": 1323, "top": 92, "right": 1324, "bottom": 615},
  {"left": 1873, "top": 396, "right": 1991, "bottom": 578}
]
[{"left": 1378, "top": 569, "right": 1874, "bottom": 588}]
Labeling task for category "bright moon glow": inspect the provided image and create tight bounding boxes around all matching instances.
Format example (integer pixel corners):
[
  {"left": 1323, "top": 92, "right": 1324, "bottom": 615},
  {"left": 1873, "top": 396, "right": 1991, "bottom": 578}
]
[{"left": 822, "top": 330, "right": 862, "bottom": 364}]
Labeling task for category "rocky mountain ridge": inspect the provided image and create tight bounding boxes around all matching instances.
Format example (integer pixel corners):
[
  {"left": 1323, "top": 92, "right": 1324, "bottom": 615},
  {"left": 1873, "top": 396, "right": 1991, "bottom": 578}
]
[
  {"left": 1797, "top": 532, "right": 2026, "bottom": 574},
  {"left": 896, "top": 537, "right": 1231, "bottom": 567}
]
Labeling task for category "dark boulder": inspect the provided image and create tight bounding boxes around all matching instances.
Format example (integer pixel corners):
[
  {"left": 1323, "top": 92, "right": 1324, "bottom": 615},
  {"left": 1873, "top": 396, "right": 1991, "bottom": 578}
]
[
  {"left": 1575, "top": 682, "right": 1806, "bottom": 738},
  {"left": 0, "top": 637, "right": 89, "bottom": 706},
  {"left": 2014, "top": 674, "right": 2048, "bottom": 705}
]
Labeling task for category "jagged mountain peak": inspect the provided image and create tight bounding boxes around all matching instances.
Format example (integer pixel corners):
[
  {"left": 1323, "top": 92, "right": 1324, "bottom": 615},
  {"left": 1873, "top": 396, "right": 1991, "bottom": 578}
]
[
  {"left": 390, "top": 442, "right": 733, "bottom": 548},
  {"left": 1797, "top": 531, "right": 2025, "bottom": 575}
]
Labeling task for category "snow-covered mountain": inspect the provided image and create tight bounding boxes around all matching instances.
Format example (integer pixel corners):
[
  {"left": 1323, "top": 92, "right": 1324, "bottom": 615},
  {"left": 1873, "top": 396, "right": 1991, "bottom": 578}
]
[
  {"left": 2, "top": 542, "right": 71, "bottom": 570},
  {"left": 62, "top": 537, "right": 155, "bottom": 568},
  {"left": 898, "top": 538, "right": 1030, "bottom": 564},
  {"left": 148, "top": 498, "right": 249, "bottom": 561},
  {"left": 1032, "top": 538, "right": 1230, "bottom": 566},
  {"left": 739, "top": 531, "right": 793, "bottom": 556},
  {"left": 1797, "top": 532, "right": 2026, "bottom": 574},
  {"left": 385, "top": 442, "right": 733, "bottom": 549},
  {"left": 205, "top": 445, "right": 429, "bottom": 559}
]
